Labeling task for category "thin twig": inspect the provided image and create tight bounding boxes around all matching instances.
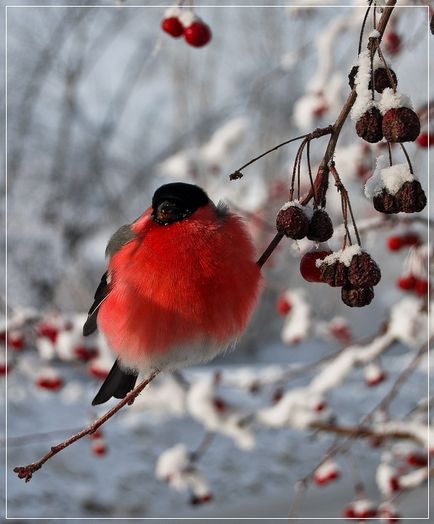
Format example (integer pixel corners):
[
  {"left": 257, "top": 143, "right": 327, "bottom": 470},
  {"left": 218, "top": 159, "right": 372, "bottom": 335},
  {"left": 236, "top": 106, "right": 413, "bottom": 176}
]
[{"left": 13, "top": 369, "right": 160, "bottom": 482}]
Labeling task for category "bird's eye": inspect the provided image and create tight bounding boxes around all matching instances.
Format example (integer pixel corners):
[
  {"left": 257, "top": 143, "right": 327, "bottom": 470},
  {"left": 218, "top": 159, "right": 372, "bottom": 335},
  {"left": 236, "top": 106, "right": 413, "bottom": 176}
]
[{"left": 152, "top": 200, "right": 189, "bottom": 225}]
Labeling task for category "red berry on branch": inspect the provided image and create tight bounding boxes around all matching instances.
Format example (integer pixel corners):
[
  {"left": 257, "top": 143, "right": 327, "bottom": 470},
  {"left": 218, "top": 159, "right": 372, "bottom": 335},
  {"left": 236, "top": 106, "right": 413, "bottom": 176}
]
[
  {"left": 300, "top": 250, "right": 333, "bottom": 283},
  {"left": 0, "top": 363, "right": 10, "bottom": 376},
  {"left": 276, "top": 295, "right": 292, "bottom": 315},
  {"left": 92, "top": 442, "right": 107, "bottom": 457},
  {"left": 37, "top": 323, "right": 59, "bottom": 344},
  {"left": 387, "top": 236, "right": 402, "bottom": 251},
  {"left": 415, "top": 279, "right": 429, "bottom": 296},
  {"left": 402, "top": 232, "right": 420, "bottom": 247},
  {"left": 272, "top": 388, "right": 284, "bottom": 404},
  {"left": 384, "top": 32, "right": 401, "bottom": 55},
  {"left": 406, "top": 452, "right": 428, "bottom": 467},
  {"left": 36, "top": 376, "right": 64, "bottom": 392},
  {"left": 344, "top": 506, "right": 355, "bottom": 519},
  {"left": 8, "top": 333, "right": 24, "bottom": 351},
  {"left": 389, "top": 476, "right": 400, "bottom": 493},
  {"left": 184, "top": 21, "right": 212, "bottom": 47},
  {"left": 213, "top": 397, "right": 227, "bottom": 413},
  {"left": 161, "top": 17, "right": 184, "bottom": 38},
  {"left": 397, "top": 275, "right": 417, "bottom": 291},
  {"left": 74, "top": 345, "right": 99, "bottom": 362},
  {"left": 416, "top": 132, "right": 431, "bottom": 148},
  {"left": 90, "top": 429, "right": 103, "bottom": 440}
]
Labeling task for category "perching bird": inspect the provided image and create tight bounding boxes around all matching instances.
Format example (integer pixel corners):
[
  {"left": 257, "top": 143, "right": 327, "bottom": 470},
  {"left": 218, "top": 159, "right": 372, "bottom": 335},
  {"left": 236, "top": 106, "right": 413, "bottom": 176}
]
[{"left": 84, "top": 183, "right": 262, "bottom": 405}]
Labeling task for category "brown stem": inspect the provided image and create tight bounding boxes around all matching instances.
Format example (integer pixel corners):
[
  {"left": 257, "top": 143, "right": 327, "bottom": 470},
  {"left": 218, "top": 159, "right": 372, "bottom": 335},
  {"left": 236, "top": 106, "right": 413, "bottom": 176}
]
[
  {"left": 400, "top": 143, "right": 414, "bottom": 174},
  {"left": 309, "top": 421, "right": 427, "bottom": 443},
  {"left": 13, "top": 369, "right": 160, "bottom": 482},
  {"left": 256, "top": 233, "right": 283, "bottom": 268},
  {"left": 229, "top": 126, "right": 333, "bottom": 181}
]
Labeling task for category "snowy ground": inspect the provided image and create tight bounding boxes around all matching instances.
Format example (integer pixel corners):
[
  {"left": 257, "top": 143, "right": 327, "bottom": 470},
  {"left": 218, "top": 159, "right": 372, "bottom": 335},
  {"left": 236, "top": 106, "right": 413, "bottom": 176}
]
[{"left": 3, "top": 341, "right": 430, "bottom": 520}]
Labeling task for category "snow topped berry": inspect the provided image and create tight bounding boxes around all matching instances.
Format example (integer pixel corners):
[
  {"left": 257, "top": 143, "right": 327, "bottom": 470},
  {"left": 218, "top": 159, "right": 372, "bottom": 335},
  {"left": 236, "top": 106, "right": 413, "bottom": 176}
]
[
  {"left": 161, "top": 7, "right": 184, "bottom": 38},
  {"left": 276, "top": 201, "right": 310, "bottom": 239},
  {"left": 162, "top": 17, "right": 184, "bottom": 38},
  {"left": 307, "top": 209, "right": 334, "bottom": 242},
  {"left": 180, "top": 12, "right": 212, "bottom": 48},
  {"left": 379, "top": 89, "right": 420, "bottom": 143},
  {"left": 365, "top": 156, "right": 426, "bottom": 214}
]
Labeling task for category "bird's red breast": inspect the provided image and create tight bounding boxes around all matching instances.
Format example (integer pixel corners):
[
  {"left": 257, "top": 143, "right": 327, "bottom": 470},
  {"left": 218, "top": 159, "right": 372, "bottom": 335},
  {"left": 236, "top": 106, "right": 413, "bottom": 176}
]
[{"left": 97, "top": 203, "right": 262, "bottom": 370}]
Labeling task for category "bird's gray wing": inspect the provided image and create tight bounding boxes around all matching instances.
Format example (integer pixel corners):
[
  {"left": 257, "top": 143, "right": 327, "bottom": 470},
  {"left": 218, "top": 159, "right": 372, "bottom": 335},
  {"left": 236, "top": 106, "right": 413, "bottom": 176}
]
[{"left": 83, "top": 224, "right": 136, "bottom": 337}]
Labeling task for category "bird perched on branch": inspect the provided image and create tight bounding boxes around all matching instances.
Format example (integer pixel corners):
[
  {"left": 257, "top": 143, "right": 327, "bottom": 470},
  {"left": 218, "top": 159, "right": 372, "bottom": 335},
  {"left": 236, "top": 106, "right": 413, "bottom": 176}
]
[{"left": 84, "top": 182, "right": 262, "bottom": 405}]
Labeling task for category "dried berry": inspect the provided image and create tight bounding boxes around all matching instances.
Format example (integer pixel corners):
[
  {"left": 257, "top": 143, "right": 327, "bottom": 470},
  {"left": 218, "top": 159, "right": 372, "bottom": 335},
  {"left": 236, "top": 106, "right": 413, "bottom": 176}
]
[
  {"left": 373, "top": 67, "right": 397, "bottom": 93},
  {"left": 348, "top": 65, "right": 359, "bottom": 89},
  {"left": 307, "top": 209, "right": 334, "bottom": 242},
  {"left": 348, "top": 252, "right": 381, "bottom": 287},
  {"left": 341, "top": 285, "right": 374, "bottom": 307},
  {"left": 373, "top": 189, "right": 400, "bottom": 214},
  {"left": 320, "top": 260, "right": 348, "bottom": 287},
  {"left": 395, "top": 180, "right": 426, "bottom": 213},
  {"left": 276, "top": 205, "right": 309, "bottom": 239},
  {"left": 356, "top": 107, "right": 383, "bottom": 143},
  {"left": 382, "top": 107, "right": 421, "bottom": 143}
]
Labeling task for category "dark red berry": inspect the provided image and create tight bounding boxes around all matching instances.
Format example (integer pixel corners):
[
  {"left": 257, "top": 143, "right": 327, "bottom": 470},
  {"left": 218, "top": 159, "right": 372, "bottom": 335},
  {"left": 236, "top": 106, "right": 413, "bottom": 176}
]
[
  {"left": 356, "top": 107, "right": 384, "bottom": 143},
  {"left": 406, "top": 452, "right": 428, "bottom": 467},
  {"left": 161, "top": 17, "right": 184, "bottom": 38},
  {"left": 395, "top": 180, "right": 426, "bottom": 213},
  {"left": 276, "top": 205, "right": 309, "bottom": 240},
  {"left": 402, "top": 232, "right": 420, "bottom": 247},
  {"left": 300, "top": 250, "right": 332, "bottom": 283},
  {"left": 382, "top": 107, "right": 420, "bottom": 143},
  {"left": 397, "top": 274, "right": 417, "bottom": 290},
  {"left": 373, "top": 67, "right": 397, "bottom": 93},
  {"left": 36, "top": 376, "right": 64, "bottom": 391},
  {"left": 320, "top": 260, "right": 348, "bottom": 287},
  {"left": 416, "top": 132, "right": 431, "bottom": 148},
  {"left": 307, "top": 209, "right": 334, "bottom": 242},
  {"left": 341, "top": 285, "right": 374, "bottom": 307},
  {"left": 347, "top": 252, "right": 381, "bottom": 287},
  {"left": 373, "top": 189, "right": 400, "bottom": 214},
  {"left": 384, "top": 32, "right": 401, "bottom": 55},
  {"left": 415, "top": 279, "right": 429, "bottom": 296},
  {"left": 184, "top": 21, "right": 212, "bottom": 47}
]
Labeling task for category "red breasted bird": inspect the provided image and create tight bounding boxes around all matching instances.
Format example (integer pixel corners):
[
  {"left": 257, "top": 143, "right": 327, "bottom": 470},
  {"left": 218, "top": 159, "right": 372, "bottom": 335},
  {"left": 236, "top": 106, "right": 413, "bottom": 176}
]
[{"left": 84, "top": 183, "right": 262, "bottom": 405}]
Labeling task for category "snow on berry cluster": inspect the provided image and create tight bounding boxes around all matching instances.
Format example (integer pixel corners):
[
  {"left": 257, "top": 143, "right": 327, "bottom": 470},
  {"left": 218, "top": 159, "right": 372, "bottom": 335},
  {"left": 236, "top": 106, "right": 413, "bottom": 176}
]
[{"left": 365, "top": 155, "right": 426, "bottom": 214}]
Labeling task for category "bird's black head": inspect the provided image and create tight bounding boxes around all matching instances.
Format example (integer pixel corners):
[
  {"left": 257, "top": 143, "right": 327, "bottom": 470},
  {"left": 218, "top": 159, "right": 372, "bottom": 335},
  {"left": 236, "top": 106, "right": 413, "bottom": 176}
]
[{"left": 151, "top": 183, "right": 210, "bottom": 226}]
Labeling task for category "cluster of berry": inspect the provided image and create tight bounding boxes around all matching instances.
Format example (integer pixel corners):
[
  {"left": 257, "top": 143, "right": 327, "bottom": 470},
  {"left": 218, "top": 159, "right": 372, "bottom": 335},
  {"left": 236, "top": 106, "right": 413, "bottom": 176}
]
[
  {"left": 276, "top": 203, "right": 333, "bottom": 242},
  {"left": 161, "top": 7, "right": 211, "bottom": 48}
]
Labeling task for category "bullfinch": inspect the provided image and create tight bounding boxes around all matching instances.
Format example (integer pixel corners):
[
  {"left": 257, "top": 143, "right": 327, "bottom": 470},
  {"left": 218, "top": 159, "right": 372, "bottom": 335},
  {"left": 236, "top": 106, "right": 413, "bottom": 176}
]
[{"left": 84, "top": 182, "right": 262, "bottom": 405}]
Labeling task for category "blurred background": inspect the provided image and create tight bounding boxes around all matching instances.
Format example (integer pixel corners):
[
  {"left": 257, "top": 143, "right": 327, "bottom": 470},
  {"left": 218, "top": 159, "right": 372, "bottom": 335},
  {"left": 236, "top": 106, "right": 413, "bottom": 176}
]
[{"left": 2, "top": 0, "right": 433, "bottom": 520}]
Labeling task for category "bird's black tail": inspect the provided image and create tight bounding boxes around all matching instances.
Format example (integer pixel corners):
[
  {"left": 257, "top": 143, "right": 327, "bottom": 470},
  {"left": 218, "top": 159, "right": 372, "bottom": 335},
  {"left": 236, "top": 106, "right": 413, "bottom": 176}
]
[{"left": 92, "top": 359, "right": 138, "bottom": 406}]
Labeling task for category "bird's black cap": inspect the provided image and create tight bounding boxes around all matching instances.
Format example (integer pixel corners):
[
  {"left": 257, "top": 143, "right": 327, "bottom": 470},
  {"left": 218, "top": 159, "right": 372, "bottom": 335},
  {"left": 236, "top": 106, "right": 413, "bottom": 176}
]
[{"left": 152, "top": 183, "right": 209, "bottom": 212}]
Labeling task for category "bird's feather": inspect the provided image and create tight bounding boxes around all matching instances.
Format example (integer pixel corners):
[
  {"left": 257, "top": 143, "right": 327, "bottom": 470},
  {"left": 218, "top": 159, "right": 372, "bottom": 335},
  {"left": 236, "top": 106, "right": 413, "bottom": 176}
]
[
  {"left": 83, "top": 224, "right": 136, "bottom": 337},
  {"left": 92, "top": 359, "right": 138, "bottom": 405}
]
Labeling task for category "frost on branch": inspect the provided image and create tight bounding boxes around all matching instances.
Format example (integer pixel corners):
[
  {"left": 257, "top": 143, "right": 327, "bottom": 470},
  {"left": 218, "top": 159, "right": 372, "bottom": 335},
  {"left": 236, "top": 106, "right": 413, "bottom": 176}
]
[
  {"left": 280, "top": 289, "right": 311, "bottom": 345},
  {"left": 155, "top": 444, "right": 212, "bottom": 504},
  {"left": 186, "top": 377, "right": 255, "bottom": 450}
]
